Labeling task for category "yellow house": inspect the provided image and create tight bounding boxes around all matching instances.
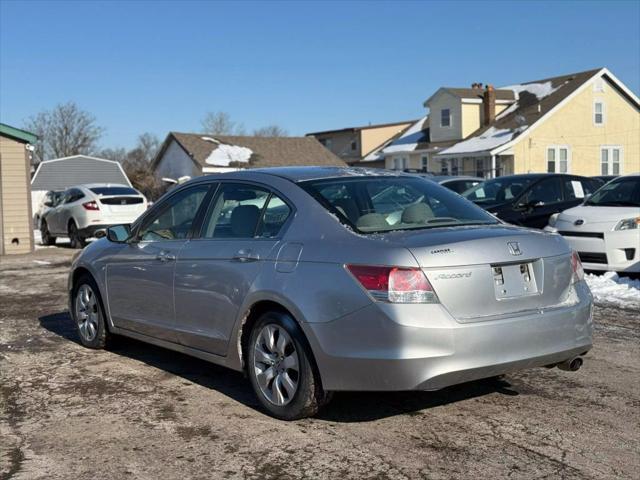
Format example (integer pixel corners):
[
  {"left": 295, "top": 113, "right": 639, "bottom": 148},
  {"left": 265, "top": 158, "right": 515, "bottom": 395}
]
[
  {"left": 383, "top": 68, "right": 640, "bottom": 178},
  {"left": 306, "top": 120, "right": 415, "bottom": 168}
]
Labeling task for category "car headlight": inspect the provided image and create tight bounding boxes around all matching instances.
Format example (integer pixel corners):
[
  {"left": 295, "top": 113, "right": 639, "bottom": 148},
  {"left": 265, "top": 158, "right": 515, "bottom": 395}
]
[
  {"left": 614, "top": 217, "right": 640, "bottom": 231},
  {"left": 548, "top": 213, "right": 559, "bottom": 228}
]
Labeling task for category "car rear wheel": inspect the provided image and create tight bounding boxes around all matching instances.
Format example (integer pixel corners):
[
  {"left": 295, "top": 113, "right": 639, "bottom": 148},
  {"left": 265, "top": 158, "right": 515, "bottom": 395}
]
[
  {"left": 247, "top": 311, "right": 330, "bottom": 420},
  {"left": 73, "top": 274, "right": 110, "bottom": 349},
  {"left": 68, "top": 221, "right": 86, "bottom": 249},
  {"left": 40, "top": 220, "right": 56, "bottom": 246}
]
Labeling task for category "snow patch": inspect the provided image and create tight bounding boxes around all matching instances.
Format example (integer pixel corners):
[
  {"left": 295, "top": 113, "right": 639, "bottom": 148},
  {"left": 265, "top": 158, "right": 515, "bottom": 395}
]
[
  {"left": 201, "top": 136, "right": 220, "bottom": 144},
  {"left": 585, "top": 272, "right": 640, "bottom": 310},
  {"left": 382, "top": 116, "right": 428, "bottom": 154},
  {"left": 496, "top": 81, "right": 563, "bottom": 120},
  {"left": 205, "top": 144, "right": 253, "bottom": 166},
  {"left": 439, "top": 126, "right": 517, "bottom": 155}
]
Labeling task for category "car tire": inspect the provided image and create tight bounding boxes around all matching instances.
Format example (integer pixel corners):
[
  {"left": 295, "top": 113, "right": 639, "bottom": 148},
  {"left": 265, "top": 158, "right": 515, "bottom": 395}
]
[
  {"left": 72, "top": 274, "right": 110, "bottom": 349},
  {"left": 68, "top": 220, "right": 86, "bottom": 249},
  {"left": 247, "top": 311, "right": 330, "bottom": 420},
  {"left": 40, "top": 220, "right": 56, "bottom": 246}
]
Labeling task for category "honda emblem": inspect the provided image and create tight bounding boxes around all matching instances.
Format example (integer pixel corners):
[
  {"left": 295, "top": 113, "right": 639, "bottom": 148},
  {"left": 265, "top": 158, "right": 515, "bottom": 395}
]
[{"left": 507, "top": 242, "right": 522, "bottom": 256}]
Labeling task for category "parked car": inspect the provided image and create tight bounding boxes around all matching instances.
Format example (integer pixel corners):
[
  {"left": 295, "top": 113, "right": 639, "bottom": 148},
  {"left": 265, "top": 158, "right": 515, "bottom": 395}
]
[
  {"left": 425, "top": 175, "right": 483, "bottom": 194},
  {"left": 462, "top": 174, "right": 604, "bottom": 229},
  {"left": 69, "top": 167, "right": 592, "bottom": 420},
  {"left": 34, "top": 190, "right": 64, "bottom": 228},
  {"left": 41, "top": 184, "right": 147, "bottom": 248},
  {"left": 545, "top": 174, "right": 640, "bottom": 272}
]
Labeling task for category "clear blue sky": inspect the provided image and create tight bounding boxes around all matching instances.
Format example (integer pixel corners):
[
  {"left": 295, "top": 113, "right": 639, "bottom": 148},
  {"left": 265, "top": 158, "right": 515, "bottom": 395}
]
[{"left": 1, "top": 0, "right": 639, "bottom": 149}]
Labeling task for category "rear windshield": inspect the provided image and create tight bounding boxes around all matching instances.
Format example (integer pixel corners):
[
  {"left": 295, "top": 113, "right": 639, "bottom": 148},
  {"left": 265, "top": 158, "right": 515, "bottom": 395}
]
[
  {"left": 90, "top": 187, "right": 139, "bottom": 196},
  {"left": 300, "top": 176, "right": 498, "bottom": 233},
  {"left": 584, "top": 177, "right": 640, "bottom": 207},
  {"left": 463, "top": 177, "right": 536, "bottom": 205}
]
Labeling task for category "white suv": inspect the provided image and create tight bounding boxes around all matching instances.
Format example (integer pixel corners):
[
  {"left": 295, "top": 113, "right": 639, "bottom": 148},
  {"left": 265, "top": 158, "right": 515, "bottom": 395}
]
[{"left": 40, "top": 184, "right": 148, "bottom": 248}]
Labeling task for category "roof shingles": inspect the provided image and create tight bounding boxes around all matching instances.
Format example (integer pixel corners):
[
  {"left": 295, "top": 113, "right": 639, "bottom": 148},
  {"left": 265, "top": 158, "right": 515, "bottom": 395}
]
[{"left": 163, "top": 133, "right": 346, "bottom": 170}]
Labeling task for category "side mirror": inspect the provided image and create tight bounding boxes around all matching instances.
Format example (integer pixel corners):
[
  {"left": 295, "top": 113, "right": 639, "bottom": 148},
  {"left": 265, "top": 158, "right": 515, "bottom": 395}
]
[
  {"left": 106, "top": 224, "right": 131, "bottom": 243},
  {"left": 43, "top": 200, "right": 53, "bottom": 207}
]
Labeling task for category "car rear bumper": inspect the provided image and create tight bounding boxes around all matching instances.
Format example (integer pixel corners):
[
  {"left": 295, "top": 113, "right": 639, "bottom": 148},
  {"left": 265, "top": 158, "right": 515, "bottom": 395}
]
[
  {"left": 77, "top": 224, "right": 111, "bottom": 238},
  {"left": 306, "top": 281, "right": 593, "bottom": 391},
  {"left": 544, "top": 227, "right": 640, "bottom": 272}
]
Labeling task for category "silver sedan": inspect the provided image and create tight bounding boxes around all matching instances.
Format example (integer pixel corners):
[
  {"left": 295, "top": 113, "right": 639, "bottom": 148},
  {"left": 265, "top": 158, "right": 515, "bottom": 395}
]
[{"left": 68, "top": 167, "right": 593, "bottom": 419}]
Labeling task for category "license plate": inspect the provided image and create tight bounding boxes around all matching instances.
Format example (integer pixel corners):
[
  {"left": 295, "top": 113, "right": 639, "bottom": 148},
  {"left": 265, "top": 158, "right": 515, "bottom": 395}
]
[{"left": 492, "top": 262, "right": 539, "bottom": 299}]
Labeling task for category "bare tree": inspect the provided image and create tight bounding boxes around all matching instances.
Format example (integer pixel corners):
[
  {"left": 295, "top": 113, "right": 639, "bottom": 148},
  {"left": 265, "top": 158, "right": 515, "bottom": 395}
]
[
  {"left": 24, "top": 102, "right": 104, "bottom": 161},
  {"left": 123, "top": 133, "right": 164, "bottom": 200},
  {"left": 200, "top": 111, "right": 246, "bottom": 136},
  {"left": 125, "top": 132, "right": 161, "bottom": 165},
  {"left": 98, "top": 147, "right": 128, "bottom": 164},
  {"left": 253, "top": 124, "right": 288, "bottom": 137}
]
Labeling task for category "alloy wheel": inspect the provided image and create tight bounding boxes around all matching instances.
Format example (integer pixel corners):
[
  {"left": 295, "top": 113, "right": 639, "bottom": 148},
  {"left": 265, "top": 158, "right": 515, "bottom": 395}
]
[
  {"left": 75, "top": 284, "right": 99, "bottom": 342},
  {"left": 252, "top": 324, "right": 300, "bottom": 406}
]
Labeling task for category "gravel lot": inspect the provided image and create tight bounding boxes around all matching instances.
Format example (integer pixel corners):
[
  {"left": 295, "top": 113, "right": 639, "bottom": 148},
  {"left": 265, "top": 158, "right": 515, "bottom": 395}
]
[{"left": 1, "top": 247, "right": 639, "bottom": 480}]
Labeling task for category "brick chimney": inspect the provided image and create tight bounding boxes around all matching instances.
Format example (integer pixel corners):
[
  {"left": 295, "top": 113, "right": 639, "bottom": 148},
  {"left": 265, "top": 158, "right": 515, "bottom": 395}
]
[{"left": 483, "top": 84, "right": 496, "bottom": 126}]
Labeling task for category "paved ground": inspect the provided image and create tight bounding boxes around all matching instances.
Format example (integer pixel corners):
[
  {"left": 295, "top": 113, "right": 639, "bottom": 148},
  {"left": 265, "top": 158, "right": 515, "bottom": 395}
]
[{"left": 1, "top": 247, "right": 639, "bottom": 480}]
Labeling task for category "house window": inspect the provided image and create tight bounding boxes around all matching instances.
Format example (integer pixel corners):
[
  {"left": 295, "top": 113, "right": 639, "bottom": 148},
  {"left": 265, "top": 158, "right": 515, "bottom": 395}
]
[
  {"left": 594, "top": 101, "right": 604, "bottom": 125},
  {"left": 601, "top": 146, "right": 622, "bottom": 175},
  {"left": 393, "top": 158, "right": 401, "bottom": 170},
  {"left": 351, "top": 141, "right": 357, "bottom": 151},
  {"left": 451, "top": 159, "right": 459, "bottom": 175},
  {"left": 421, "top": 155, "right": 428, "bottom": 171},
  {"left": 401, "top": 157, "right": 408, "bottom": 170},
  {"left": 476, "top": 158, "right": 485, "bottom": 178},
  {"left": 441, "top": 109, "right": 451, "bottom": 127},
  {"left": 547, "top": 146, "right": 570, "bottom": 173}
]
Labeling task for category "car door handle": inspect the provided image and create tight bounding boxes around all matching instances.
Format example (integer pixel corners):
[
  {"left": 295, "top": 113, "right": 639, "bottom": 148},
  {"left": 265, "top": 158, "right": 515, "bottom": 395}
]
[
  {"left": 155, "top": 251, "right": 176, "bottom": 262},
  {"left": 232, "top": 249, "right": 260, "bottom": 262}
]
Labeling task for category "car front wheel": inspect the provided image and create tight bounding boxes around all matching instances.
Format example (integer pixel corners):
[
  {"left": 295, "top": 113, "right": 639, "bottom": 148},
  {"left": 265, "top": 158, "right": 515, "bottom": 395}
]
[
  {"left": 73, "top": 274, "right": 110, "bottom": 349},
  {"left": 40, "top": 220, "right": 56, "bottom": 246},
  {"left": 247, "top": 311, "right": 330, "bottom": 420},
  {"left": 68, "top": 221, "right": 86, "bottom": 249}
]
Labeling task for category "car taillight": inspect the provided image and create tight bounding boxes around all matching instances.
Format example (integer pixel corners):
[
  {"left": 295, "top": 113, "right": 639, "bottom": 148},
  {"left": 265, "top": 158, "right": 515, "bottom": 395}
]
[
  {"left": 346, "top": 265, "right": 438, "bottom": 304},
  {"left": 82, "top": 201, "right": 100, "bottom": 211},
  {"left": 571, "top": 251, "right": 584, "bottom": 283}
]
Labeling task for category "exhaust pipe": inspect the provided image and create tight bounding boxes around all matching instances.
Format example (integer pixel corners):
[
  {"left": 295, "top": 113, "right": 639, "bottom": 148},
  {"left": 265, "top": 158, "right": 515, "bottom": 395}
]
[{"left": 557, "top": 357, "right": 583, "bottom": 372}]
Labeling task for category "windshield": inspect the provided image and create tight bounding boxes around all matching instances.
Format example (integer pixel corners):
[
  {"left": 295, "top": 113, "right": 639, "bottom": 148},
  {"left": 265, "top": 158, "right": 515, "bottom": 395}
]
[
  {"left": 300, "top": 176, "right": 499, "bottom": 233},
  {"left": 462, "top": 177, "right": 536, "bottom": 205},
  {"left": 584, "top": 177, "right": 640, "bottom": 207},
  {"left": 90, "top": 187, "right": 139, "bottom": 196}
]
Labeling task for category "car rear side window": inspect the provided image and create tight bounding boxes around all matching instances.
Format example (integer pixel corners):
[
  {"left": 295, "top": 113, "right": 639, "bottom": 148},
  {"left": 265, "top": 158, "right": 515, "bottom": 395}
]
[
  {"left": 200, "top": 184, "right": 292, "bottom": 239},
  {"left": 256, "top": 195, "right": 292, "bottom": 238},
  {"left": 64, "top": 188, "right": 84, "bottom": 203},
  {"left": 90, "top": 187, "right": 138, "bottom": 196}
]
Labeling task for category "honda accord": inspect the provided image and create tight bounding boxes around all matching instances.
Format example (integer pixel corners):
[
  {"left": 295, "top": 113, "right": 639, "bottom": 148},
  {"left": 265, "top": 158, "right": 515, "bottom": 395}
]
[{"left": 68, "top": 167, "right": 593, "bottom": 419}]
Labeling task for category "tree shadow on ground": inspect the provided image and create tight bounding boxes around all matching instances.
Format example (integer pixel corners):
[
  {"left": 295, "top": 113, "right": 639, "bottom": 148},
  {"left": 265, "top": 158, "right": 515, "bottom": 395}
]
[{"left": 39, "top": 311, "right": 520, "bottom": 423}]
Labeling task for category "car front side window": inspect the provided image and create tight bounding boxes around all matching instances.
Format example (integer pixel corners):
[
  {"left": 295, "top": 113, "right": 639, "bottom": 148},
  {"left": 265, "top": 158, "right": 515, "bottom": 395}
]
[
  {"left": 138, "top": 185, "right": 210, "bottom": 242},
  {"left": 524, "top": 178, "right": 563, "bottom": 205}
]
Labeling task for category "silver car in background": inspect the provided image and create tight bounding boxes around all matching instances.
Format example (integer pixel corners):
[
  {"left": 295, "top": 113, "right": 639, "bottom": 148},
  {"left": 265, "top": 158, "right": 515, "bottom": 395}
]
[{"left": 68, "top": 167, "right": 593, "bottom": 419}]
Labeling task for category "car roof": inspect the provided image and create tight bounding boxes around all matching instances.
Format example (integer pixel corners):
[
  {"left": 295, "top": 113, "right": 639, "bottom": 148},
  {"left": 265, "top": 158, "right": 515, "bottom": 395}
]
[
  {"left": 430, "top": 175, "right": 483, "bottom": 183},
  {"left": 195, "top": 166, "right": 413, "bottom": 183},
  {"left": 78, "top": 183, "right": 132, "bottom": 189}
]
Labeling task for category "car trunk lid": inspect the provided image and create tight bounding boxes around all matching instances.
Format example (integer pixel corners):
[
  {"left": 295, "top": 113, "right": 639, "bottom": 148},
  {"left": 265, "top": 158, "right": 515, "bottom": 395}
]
[
  {"left": 97, "top": 196, "right": 146, "bottom": 220},
  {"left": 382, "top": 225, "right": 575, "bottom": 322}
]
